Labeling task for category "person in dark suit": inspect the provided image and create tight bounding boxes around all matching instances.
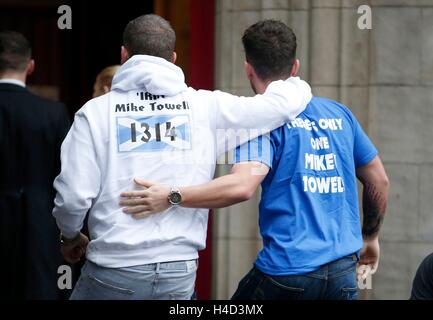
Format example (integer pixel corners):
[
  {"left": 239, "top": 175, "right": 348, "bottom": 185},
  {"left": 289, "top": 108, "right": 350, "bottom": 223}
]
[
  {"left": 0, "top": 31, "right": 71, "bottom": 299},
  {"left": 411, "top": 252, "right": 433, "bottom": 300}
]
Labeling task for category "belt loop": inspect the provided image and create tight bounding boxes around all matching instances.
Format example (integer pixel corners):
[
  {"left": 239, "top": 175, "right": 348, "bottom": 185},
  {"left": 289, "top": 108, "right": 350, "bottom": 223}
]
[
  {"left": 156, "top": 262, "right": 160, "bottom": 274},
  {"left": 186, "top": 260, "right": 195, "bottom": 272}
]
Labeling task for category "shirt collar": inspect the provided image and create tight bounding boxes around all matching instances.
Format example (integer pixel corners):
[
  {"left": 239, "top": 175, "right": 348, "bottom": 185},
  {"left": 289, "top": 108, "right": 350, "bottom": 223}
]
[{"left": 0, "top": 79, "right": 26, "bottom": 88}]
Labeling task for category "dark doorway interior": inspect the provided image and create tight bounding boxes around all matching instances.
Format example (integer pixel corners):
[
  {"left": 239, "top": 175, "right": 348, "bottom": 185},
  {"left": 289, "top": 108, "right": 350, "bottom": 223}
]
[
  {"left": 61, "top": 0, "right": 154, "bottom": 114},
  {"left": 0, "top": 0, "right": 154, "bottom": 116}
]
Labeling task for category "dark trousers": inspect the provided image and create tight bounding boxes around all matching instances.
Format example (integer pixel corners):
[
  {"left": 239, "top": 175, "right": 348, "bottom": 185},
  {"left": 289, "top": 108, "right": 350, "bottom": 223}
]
[{"left": 231, "top": 254, "right": 359, "bottom": 300}]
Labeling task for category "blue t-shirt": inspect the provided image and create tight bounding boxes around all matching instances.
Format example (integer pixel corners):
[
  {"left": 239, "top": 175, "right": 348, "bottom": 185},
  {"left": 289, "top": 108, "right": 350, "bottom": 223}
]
[{"left": 234, "top": 96, "right": 378, "bottom": 276}]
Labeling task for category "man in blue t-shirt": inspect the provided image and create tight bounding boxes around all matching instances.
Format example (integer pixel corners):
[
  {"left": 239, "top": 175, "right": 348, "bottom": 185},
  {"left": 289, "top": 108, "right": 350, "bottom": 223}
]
[{"left": 120, "top": 20, "right": 390, "bottom": 300}]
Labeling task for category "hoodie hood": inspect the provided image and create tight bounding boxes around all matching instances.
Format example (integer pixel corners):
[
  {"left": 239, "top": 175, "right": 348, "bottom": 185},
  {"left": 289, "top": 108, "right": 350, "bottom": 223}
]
[{"left": 111, "top": 55, "right": 188, "bottom": 96}]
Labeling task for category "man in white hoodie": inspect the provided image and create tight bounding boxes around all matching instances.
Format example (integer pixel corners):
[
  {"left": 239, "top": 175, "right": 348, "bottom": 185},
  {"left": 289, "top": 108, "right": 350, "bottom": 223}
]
[{"left": 53, "top": 14, "right": 312, "bottom": 300}]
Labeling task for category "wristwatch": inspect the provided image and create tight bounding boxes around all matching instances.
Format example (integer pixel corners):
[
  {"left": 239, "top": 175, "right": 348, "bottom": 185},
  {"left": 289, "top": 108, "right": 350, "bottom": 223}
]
[
  {"left": 59, "top": 232, "right": 80, "bottom": 246},
  {"left": 168, "top": 187, "right": 182, "bottom": 206}
]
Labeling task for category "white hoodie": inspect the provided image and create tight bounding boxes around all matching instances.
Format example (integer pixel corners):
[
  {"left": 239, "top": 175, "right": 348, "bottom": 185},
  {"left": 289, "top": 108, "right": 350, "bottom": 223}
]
[{"left": 53, "top": 55, "right": 312, "bottom": 268}]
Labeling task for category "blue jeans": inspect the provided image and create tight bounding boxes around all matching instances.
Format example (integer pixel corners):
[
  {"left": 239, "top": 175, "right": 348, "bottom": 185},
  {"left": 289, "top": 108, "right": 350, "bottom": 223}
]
[
  {"left": 231, "top": 254, "right": 359, "bottom": 300},
  {"left": 70, "top": 260, "right": 197, "bottom": 300}
]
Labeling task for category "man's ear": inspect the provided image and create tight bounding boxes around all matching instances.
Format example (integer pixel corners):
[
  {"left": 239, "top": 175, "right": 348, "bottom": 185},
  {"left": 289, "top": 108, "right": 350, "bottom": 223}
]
[
  {"left": 120, "top": 46, "right": 129, "bottom": 64},
  {"left": 244, "top": 61, "right": 254, "bottom": 81},
  {"left": 171, "top": 52, "right": 177, "bottom": 64},
  {"left": 290, "top": 59, "right": 300, "bottom": 77},
  {"left": 26, "top": 59, "right": 35, "bottom": 76}
]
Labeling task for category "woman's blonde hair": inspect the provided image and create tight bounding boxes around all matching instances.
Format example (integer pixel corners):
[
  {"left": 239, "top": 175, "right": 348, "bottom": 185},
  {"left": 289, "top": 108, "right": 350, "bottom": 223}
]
[{"left": 93, "top": 65, "right": 120, "bottom": 97}]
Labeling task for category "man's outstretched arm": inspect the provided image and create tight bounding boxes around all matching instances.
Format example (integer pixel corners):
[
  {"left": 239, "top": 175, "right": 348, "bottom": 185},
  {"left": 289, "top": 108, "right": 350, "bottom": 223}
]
[
  {"left": 119, "top": 162, "right": 269, "bottom": 218},
  {"left": 209, "top": 77, "right": 311, "bottom": 155}
]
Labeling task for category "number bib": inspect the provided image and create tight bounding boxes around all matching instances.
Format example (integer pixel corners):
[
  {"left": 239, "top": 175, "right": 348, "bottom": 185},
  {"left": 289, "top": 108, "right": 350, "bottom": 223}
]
[{"left": 116, "top": 114, "right": 191, "bottom": 152}]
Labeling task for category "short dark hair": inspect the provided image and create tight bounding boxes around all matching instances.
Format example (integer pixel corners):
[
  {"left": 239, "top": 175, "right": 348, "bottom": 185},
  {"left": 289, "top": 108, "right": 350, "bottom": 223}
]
[
  {"left": 0, "top": 31, "right": 31, "bottom": 73},
  {"left": 123, "top": 14, "right": 176, "bottom": 61},
  {"left": 242, "top": 20, "right": 297, "bottom": 80}
]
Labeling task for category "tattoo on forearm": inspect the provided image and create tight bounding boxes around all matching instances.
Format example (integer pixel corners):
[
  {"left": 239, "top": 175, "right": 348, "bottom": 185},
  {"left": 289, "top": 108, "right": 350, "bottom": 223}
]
[{"left": 362, "top": 183, "right": 387, "bottom": 237}]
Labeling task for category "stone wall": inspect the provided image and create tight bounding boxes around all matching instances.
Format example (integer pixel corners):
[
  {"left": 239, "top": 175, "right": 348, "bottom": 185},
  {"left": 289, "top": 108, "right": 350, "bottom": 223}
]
[{"left": 213, "top": 0, "right": 433, "bottom": 300}]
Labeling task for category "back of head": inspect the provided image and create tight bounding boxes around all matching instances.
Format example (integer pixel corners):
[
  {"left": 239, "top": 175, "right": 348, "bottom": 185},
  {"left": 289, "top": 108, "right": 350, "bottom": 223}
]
[
  {"left": 242, "top": 20, "right": 297, "bottom": 81},
  {"left": 0, "top": 31, "right": 31, "bottom": 73},
  {"left": 123, "top": 14, "right": 175, "bottom": 62}
]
